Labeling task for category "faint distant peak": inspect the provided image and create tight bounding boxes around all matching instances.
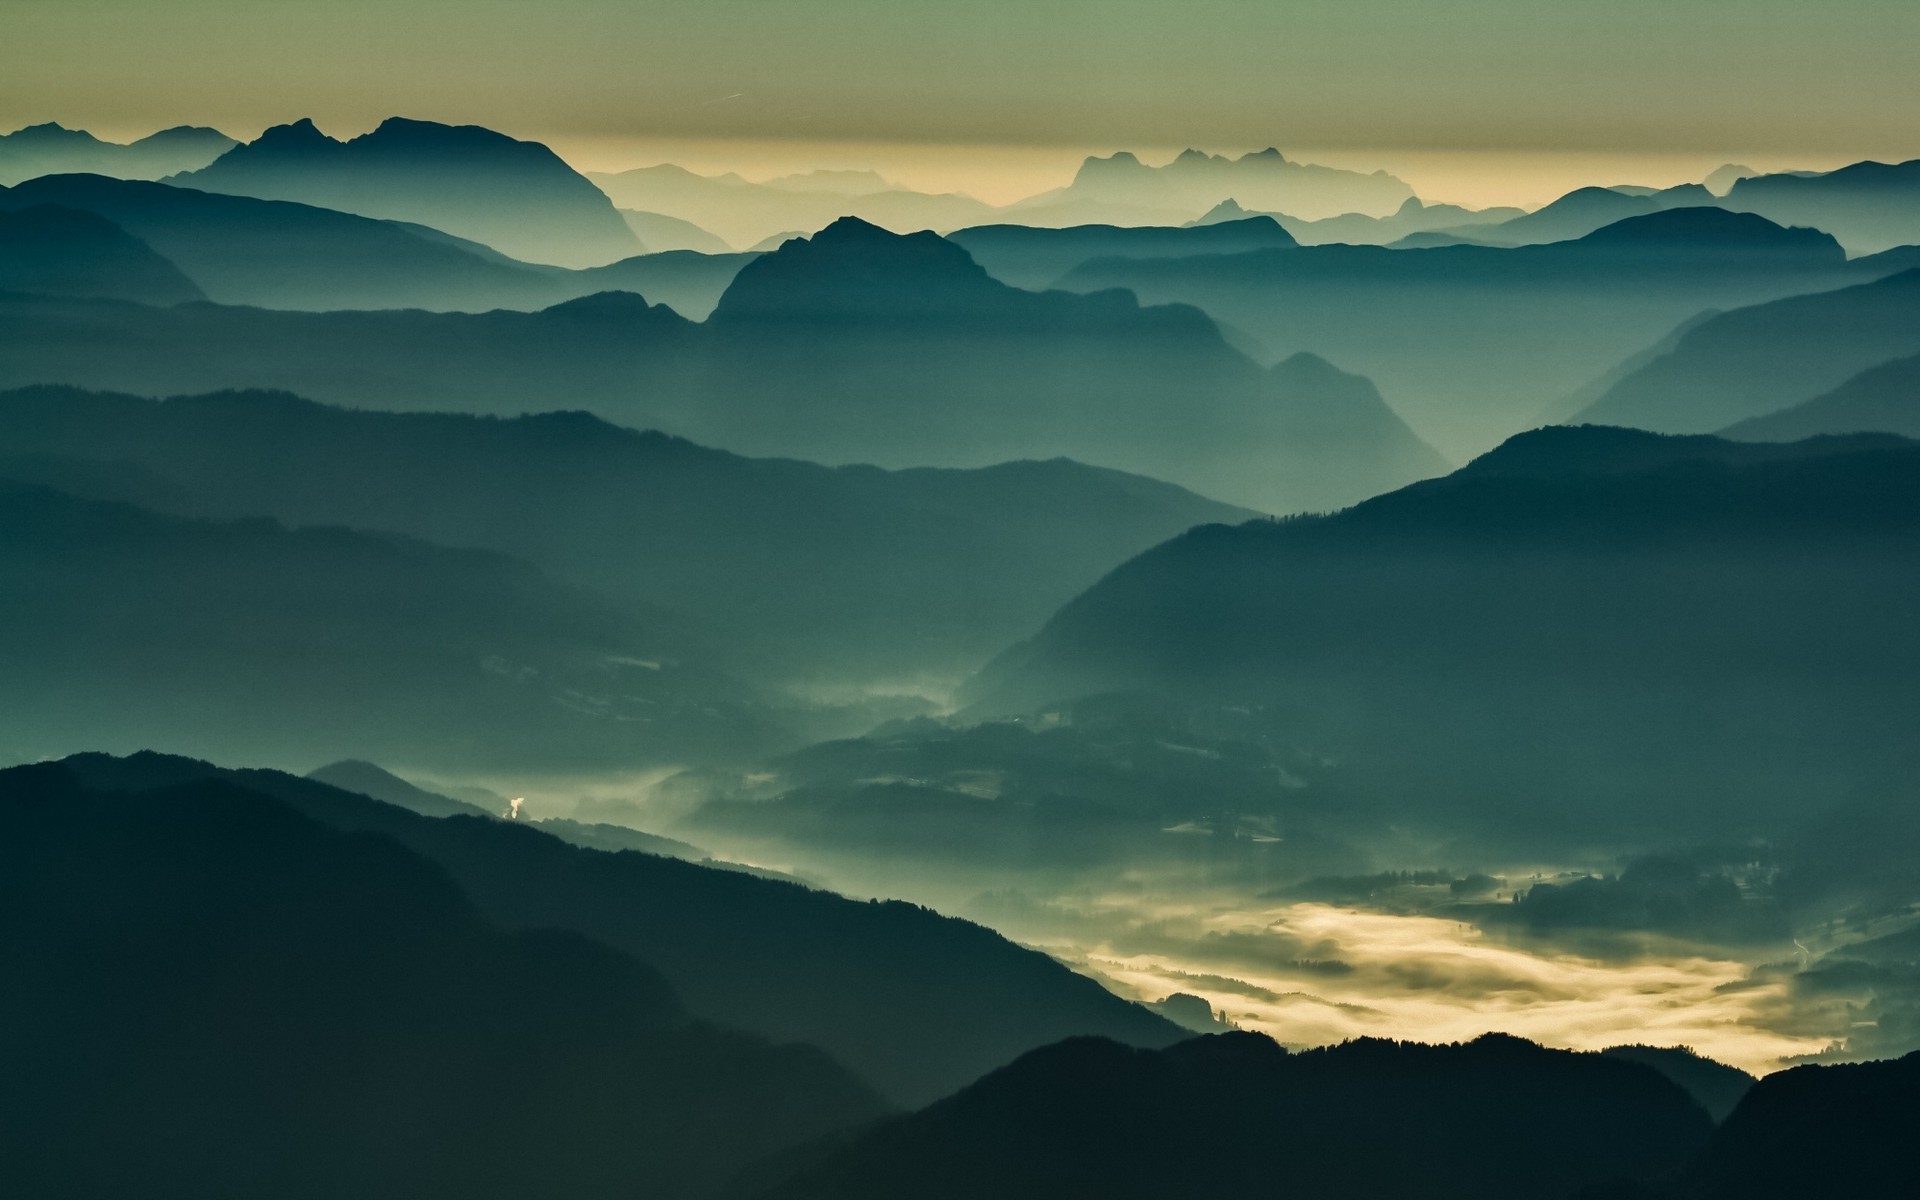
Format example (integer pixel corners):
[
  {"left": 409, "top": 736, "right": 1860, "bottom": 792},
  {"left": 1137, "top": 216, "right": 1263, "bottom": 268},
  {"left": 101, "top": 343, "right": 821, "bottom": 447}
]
[{"left": 1703, "top": 163, "right": 1758, "bottom": 196}]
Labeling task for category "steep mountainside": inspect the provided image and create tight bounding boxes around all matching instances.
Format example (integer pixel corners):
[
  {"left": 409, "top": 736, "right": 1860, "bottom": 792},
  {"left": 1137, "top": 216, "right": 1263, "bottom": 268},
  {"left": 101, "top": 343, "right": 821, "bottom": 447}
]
[
  {"left": 968, "top": 427, "right": 1920, "bottom": 843},
  {"left": 1574, "top": 269, "right": 1920, "bottom": 433},
  {"left": 1720, "top": 352, "right": 1920, "bottom": 441},
  {"left": 48, "top": 752, "right": 1184, "bottom": 1107},
  {"left": 0, "top": 759, "right": 888, "bottom": 1200}
]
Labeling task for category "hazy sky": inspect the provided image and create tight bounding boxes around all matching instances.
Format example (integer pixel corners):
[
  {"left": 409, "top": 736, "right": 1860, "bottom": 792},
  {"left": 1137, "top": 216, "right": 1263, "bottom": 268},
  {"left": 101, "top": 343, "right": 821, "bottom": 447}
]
[{"left": 6, "top": 0, "right": 1918, "bottom": 205}]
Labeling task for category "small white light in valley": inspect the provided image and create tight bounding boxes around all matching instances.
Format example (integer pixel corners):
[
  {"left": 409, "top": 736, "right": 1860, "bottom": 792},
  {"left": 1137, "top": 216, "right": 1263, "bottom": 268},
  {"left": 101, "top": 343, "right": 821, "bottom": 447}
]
[{"left": 507, "top": 797, "right": 524, "bottom": 820}]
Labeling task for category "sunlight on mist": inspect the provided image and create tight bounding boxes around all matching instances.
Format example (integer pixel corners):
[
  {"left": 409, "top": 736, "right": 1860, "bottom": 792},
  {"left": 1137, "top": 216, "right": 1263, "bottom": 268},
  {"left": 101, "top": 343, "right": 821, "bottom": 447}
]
[{"left": 1053, "top": 898, "right": 1828, "bottom": 1075}]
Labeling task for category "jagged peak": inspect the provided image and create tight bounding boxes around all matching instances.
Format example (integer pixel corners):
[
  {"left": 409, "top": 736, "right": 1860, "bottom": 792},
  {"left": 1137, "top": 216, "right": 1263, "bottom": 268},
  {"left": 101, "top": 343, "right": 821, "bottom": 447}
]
[{"left": 250, "top": 117, "right": 335, "bottom": 148}]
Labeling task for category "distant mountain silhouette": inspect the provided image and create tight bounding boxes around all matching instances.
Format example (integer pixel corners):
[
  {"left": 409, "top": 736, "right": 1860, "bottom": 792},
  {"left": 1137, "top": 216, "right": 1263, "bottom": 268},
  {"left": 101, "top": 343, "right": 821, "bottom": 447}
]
[
  {"left": 0, "top": 385, "right": 1250, "bottom": 681},
  {"left": 0, "top": 121, "right": 234, "bottom": 185},
  {"left": 1060, "top": 208, "right": 1878, "bottom": 456},
  {"left": 1703, "top": 164, "right": 1759, "bottom": 197},
  {"left": 694, "top": 217, "right": 1447, "bottom": 510},
  {"left": 565, "top": 247, "right": 759, "bottom": 318},
  {"left": 1455, "top": 184, "right": 1716, "bottom": 246},
  {"left": 947, "top": 215, "right": 1299, "bottom": 290},
  {"left": 0, "top": 173, "right": 565, "bottom": 309},
  {"left": 0, "top": 204, "right": 203, "bottom": 304},
  {"left": 1723, "top": 158, "right": 1920, "bottom": 254},
  {"left": 0, "top": 480, "right": 778, "bottom": 771},
  {"left": 1538, "top": 309, "right": 1725, "bottom": 423},
  {"left": 967, "top": 427, "right": 1920, "bottom": 845},
  {"left": 746, "top": 1032, "right": 1713, "bottom": 1200},
  {"left": 1573, "top": 269, "right": 1920, "bottom": 433},
  {"left": 0, "top": 759, "right": 888, "bottom": 1200},
  {"left": 588, "top": 161, "right": 998, "bottom": 249},
  {"left": 0, "top": 222, "right": 1449, "bottom": 513},
  {"left": 0, "top": 172, "right": 761, "bottom": 316},
  {"left": 1600, "top": 1046, "right": 1755, "bottom": 1123},
  {"left": 1015, "top": 147, "right": 1416, "bottom": 223},
  {"left": 1720, "top": 351, "right": 1920, "bottom": 441},
  {"left": 175, "top": 117, "right": 641, "bottom": 267},
  {"left": 1274, "top": 194, "right": 1527, "bottom": 246},
  {"left": 46, "top": 751, "right": 1183, "bottom": 1107},
  {"left": 618, "top": 206, "right": 733, "bottom": 253}
]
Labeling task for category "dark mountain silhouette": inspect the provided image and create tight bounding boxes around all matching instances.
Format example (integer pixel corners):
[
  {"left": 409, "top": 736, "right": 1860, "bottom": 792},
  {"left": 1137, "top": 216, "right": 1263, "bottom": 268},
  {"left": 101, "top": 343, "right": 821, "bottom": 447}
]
[
  {"left": 967, "top": 427, "right": 1920, "bottom": 846},
  {"left": 0, "top": 480, "right": 779, "bottom": 771},
  {"left": 0, "top": 121, "right": 235, "bottom": 185},
  {"left": 0, "top": 385, "right": 1250, "bottom": 681},
  {"left": 0, "top": 221, "right": 1448, "bottom": 513},
  {"left": 0, "top": 286, "right": 707, "bottom": 410},
  {"left": 1574, "top": 269, "right": 1920, "bottom": 434},
  {"left": 0, "top": 172, "right": 760, "bottom": 315},
  {"left": 947, "top": 215, "right": 1299, "bottom": 290},
  {"left": 1020, "top": 147, "right": 1416, "bottom": 223},
  {"left": 588, "top": 161, "right": 999, "bottom": 249},
  {"left": 1600, "top": 1046, "right": 1756, "bottom": 1123},
  {"left": 1060, "top": 207, "right": 1877, "bottom": 456},
  {"left": 1723, "top": 158, "right": 1920, "bottom": 254},
  {"left": 0, "top": 759, "right": 888, "bottom": 1200},
  {"left": 176, "top": 117, "right": 641, "bottom": 267},
  {"left": 0, "top": 203, "right": 203, "bottom": 304},
  {"left": 1455, "top": 183, "right": 1716, "bottom": 246},
  {"left": 0, "top": 173, "right": 571, "bottom": 309},
  {"left": 1691, "top": 1051, "right": 1920, "bottom": 1199},
  {"left": 693, "top": 217, "right": 1447, "bottom": 510},
  {"left": 1721, "top": 351, "right": 1920, "bottom": 441},
  {"left": 564, "top": 247, "right": 758, "bottom": 318},
  {"left": 48, "top": 751, "right": 1184, "bottom": 1107},
  {"left": 745, "top": 1032, "right": 1714, "bottom": 1200}
]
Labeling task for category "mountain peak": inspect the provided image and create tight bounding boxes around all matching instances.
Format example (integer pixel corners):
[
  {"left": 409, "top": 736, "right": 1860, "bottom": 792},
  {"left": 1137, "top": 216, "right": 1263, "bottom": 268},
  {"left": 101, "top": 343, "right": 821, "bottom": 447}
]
[
  {"left": 1576, "top": 206, "right": 1839, "bottom": 255},
  {"left": 250, "top": 117, "right": 335, "bottom": 150},
  {"left": 713, "top": 216, "right": 1006, "bottom": 323}
]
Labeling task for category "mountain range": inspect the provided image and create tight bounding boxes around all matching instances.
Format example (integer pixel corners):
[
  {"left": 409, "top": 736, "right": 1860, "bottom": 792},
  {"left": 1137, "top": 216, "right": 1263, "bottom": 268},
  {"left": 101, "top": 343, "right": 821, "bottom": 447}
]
[
  {"left": 1723, "top": 158, "right": 1920, "bottom": 254},
  {"left": 0, "top": 385, "right": 1251, "bottom": 683},
  {"left": 0, "top": 479, "right": 776, "bottom": 770},
  {"left": 0, "top": 202, "right": 204, "bottom": 305},
  {"left": 172, "top": 117, "right": 642, "bottom": 267},
  {"left": 1020, "top": 147, "right": 1417, "bottom": 223},
  {"left": 1057, "top": 207, "right": 1890, "bottom": 456},
  {"left": 0, "top": 218, "right": 1449, "bottom": 513},
  {"left": 0, "top": 121, "right": 235, "bottom": 185}
]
